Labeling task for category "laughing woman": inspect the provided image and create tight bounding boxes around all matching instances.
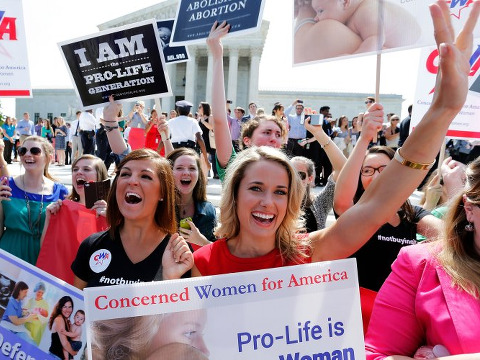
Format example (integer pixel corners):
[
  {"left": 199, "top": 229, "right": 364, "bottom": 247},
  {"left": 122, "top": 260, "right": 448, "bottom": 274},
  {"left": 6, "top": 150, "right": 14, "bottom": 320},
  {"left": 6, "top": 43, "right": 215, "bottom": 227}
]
[
  {"left": 167, "top": 148, "right": 217, "bottom": 248},
  {"left": 37, "top": 155, "right": 109, "bottom": 284},
  {"left": 71, "top": 149, "right": 193, "bottom": 289},
  {"left": 193, "top": 3, "right": 480, "bottom": 280},
  {"left": 0, "top": 136, "right": 68, "bottom": 264}
]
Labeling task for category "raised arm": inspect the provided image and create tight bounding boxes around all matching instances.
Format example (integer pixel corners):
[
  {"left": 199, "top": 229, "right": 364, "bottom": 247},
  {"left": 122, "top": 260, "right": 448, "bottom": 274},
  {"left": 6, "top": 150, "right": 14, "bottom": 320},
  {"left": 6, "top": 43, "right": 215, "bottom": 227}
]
[
  {"left": 333, "top": 110, "right": 383, "bottom": 216},
  {"left": 206, "top": 21, "right": 232, "bottom": 168},
  {"left": 103, "top": 95, "right": 128, "bottom": 156},
  {"left": 311, "top": 0, "right": 480, "bottom": 262},
  {"left": 304, "top": 117, "right": 347, "bottom": 181}
]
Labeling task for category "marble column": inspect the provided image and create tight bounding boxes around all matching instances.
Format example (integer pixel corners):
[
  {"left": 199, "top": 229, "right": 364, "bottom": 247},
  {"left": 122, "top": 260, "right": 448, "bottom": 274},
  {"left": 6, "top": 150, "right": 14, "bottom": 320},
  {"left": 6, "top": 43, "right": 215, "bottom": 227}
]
[
  {"left": 227, "top": 48, "right": 239, "bottom": 104},
  {"left": 162, "top": 62, "right": 176, "bottom": 112},
  {"left": 248, "top": 48, "right": 261, "bottom": 103},
  {"left": 206, "top": 53, "right": 213, "bottom": 103},
  {"left": 184, "top": 48, "right": 197, "bottom": 103}
]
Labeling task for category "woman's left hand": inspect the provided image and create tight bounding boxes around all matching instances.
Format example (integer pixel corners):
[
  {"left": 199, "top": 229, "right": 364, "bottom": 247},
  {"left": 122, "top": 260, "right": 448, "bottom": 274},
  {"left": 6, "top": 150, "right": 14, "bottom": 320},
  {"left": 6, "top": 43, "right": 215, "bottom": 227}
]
[
  {"left": 91, "top": 200, "right": 107, "bottom": 218},
  {"left": 178, "top": 220, "right": 210, "bottom": 247},
  {"left": 162, "top": 233, "right": 194, "bottom": 280}
]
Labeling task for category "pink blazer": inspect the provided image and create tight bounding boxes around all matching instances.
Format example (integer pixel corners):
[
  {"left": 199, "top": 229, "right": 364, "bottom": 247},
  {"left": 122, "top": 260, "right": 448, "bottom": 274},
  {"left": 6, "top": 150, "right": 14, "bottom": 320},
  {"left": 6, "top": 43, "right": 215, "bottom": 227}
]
[{"left": 365, "top": 243, "right": 480, "bottom": 359}]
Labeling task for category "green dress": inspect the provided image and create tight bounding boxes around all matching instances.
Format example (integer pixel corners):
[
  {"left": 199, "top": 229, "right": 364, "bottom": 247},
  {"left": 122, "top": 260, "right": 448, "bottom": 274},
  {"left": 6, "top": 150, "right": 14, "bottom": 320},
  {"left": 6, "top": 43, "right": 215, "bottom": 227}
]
[{"left": 0, "top": 177, "right": 69, "bottom": 264}]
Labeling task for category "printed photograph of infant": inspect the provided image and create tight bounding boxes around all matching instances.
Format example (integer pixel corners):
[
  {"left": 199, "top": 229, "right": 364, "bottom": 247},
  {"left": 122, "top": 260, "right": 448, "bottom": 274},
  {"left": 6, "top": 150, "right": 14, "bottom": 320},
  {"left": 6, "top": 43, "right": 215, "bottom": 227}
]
[
  {"left": 293, "top": 0, "right": 421, "bottom": 64},
  {"left": 90, "top": 309, "right": 209, "bottom": 359}
]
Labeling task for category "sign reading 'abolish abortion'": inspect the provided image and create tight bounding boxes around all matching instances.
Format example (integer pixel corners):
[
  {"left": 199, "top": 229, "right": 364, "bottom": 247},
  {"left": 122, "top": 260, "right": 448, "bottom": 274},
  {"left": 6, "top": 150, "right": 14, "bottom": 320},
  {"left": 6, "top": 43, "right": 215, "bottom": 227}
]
[{"left": 171, "top": 0, "right": 266, "bottom": 46}]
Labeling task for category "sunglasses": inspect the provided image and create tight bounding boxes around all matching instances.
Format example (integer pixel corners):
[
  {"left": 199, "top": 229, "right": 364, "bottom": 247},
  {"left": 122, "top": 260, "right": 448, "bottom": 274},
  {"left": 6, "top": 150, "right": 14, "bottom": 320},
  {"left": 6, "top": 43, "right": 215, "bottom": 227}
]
[
  {"left": 365, "top": 100, "right": 374, "bottom": 104},
  {"left": 298, "top": 171, "right": 307, "bottom": 180},
  {"left": 18, "top": 146, "right": 42, "bottom": 156}
]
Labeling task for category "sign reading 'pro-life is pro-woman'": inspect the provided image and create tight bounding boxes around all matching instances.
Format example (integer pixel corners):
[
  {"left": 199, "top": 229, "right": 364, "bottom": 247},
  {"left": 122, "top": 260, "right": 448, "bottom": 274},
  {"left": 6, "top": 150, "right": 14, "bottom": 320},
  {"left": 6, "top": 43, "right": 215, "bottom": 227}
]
[
  {"left": 83, "top": 259, "right": 365, "bottom": 360},
  {"left": 171, "top": 0, "right": 266, "bottom": 46},
  {"left": 59, "top": 20, "right": 171, "bottom": 109}
]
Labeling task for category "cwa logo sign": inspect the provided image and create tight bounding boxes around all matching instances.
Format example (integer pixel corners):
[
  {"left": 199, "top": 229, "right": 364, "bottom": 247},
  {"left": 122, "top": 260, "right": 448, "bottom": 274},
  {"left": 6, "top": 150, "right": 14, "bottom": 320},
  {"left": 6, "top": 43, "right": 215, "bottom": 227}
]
[
  {"left": 448, "top": 0, "right": 474, "bottom": 19},
  {"left": 0, "top": 10, "right": 17, "bottom": 40},
  {"left": 425, "top": 43, "right": 480, "bottom": 94}
]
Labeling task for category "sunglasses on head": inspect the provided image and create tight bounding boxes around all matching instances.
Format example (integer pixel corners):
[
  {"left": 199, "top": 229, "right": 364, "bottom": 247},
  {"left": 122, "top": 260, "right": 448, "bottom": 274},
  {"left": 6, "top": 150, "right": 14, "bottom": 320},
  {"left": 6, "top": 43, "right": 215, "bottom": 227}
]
[
  {"left": 298, "top": 171, "right": 307, "bottom": 180},
  {"left": 18, "top": 146, "right": 42, "bottom": 157}
]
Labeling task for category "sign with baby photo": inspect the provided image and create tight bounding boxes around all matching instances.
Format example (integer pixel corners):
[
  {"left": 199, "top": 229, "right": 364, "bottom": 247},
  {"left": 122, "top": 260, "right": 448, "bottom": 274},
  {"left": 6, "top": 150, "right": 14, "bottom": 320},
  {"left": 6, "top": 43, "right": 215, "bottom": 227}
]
[
  {"left": 157, "top": 19, "right": 190, "bottom": 64},
  {"left": 411, "top": 38, "right": 480, "bottom": 140},
  {"left": 58, "top": 19, "right": 172, "bottom": 109},
  {"left": 0, "top": 250, "right": 86, "bottom": 360},
  {"left": 83, "top": 259, "right": 365, "bottom": 359},
  {"left": 293, "top": 0, "right": 480, "bottom": 65},
  {"left": 170, "top": 0, "right": 266, "bottom": 46}
]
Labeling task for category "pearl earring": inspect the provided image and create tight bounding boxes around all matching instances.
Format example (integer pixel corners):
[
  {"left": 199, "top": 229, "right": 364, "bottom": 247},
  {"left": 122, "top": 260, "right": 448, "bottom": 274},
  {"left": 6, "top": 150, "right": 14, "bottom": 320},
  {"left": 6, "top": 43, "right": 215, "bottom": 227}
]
[{"left": 465, "top": 222, "right": 474, "bottom": 232}]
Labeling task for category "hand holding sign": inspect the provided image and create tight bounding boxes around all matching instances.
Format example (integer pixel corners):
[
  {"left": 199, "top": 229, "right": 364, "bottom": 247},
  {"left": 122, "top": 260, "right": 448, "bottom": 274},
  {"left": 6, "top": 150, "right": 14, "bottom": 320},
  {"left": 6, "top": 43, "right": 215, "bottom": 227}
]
[
  {"left": 206, "top": 21, "right": 230, "bottom": 59},
  {"left": 361, "top": 103, "right": 384, "bottom": 144},
  {"left": 162, "top": 233, "right": 194, "bottom": 281},
  {"left": 430, "top": 0, "right": 480, "bottom": 114}
]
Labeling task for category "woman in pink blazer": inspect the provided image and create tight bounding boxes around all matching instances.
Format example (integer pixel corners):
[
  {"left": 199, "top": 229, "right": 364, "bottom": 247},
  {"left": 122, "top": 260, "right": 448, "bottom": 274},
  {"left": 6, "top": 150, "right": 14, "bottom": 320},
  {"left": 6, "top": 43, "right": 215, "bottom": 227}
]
[{"left": 365, "top": 158, "right": 480, "bottom": 358}]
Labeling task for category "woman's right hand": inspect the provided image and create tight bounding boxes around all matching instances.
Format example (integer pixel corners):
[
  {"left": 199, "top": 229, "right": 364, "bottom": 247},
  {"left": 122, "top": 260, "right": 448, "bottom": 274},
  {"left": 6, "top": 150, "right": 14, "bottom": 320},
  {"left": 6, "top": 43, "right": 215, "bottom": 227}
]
[
  {"left": 360, "top": 104, "right": 383, "bottom": 141},
  {"left": 103, "top": 95, "right": 122, "bottom": 123},
  {"left": 206, "top": 21, "right": 230, "bottom": 58},
  {"left": 0, "top": 177, "right": 11, "bottom": 201},
  {"left": 46, "top": 199, "right": 63, "bottom": 215}
]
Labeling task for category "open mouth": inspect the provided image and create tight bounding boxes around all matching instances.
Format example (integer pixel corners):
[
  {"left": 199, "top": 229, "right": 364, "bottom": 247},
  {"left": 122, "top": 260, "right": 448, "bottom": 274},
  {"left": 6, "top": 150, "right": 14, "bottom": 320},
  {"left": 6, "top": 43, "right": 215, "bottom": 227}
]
[
  {"left": 24, "top": 159, "right": 35, "bottom": 164},
  {"left": 180, "top": 179, "right": 192, "bottom": 186},
  {"left": 252, "top": 212, "right": 275, "bottom": 224},
  {"left": 76, "top": 178, "right": 86, "bottom": 186},
  {"left": 125, "top": 192, "right": 142, "bottom": 204}
]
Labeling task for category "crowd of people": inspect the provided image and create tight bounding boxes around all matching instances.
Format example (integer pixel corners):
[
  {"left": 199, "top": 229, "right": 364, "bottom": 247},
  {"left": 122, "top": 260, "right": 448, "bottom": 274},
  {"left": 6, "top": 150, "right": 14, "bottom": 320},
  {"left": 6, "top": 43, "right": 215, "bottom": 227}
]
[{"left": 0, "top": 1, "right": 479, "bottom": 358}]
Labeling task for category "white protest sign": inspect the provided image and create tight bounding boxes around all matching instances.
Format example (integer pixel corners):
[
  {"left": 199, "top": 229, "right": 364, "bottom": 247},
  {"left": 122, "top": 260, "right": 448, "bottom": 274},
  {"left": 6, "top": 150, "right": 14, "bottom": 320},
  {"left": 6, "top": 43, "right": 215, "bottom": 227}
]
[
  {"left": 0, "top": 0, "right": 31, "bottom": 97},
  {"left": 293, "top": 0, "right": 480, "bottom": 65},
  {"left": 84, "top": 259, "right": 364, "bottom": 360},
  {"left": 411, "top": 38, "right": 480, "bottom": 140}
]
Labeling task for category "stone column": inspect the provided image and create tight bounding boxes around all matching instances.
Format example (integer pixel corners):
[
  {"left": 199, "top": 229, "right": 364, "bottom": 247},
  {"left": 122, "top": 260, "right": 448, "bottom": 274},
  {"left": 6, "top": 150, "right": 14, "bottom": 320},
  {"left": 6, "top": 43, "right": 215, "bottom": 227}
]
[
  {"left": 227, "top": 48, "right": 239, "bottom": 104},
  {"left": 162, "top": 62, "right": 176, "bottom": 112},
  {"left": 184, "top": 48, "right": 197, "bottom": 102},
  {"left": 248, "top": 48, "right": 261, "bottom": 104},
  {"left": 206, "top": 53, "right": 214, "bottom": 103}
]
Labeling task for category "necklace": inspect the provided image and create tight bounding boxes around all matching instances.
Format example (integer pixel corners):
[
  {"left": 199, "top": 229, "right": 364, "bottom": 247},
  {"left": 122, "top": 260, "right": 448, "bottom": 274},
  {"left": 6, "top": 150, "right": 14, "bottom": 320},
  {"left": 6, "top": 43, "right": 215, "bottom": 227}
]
[{"left": 22, "top": 176, "right": 45, "bottom": 239}]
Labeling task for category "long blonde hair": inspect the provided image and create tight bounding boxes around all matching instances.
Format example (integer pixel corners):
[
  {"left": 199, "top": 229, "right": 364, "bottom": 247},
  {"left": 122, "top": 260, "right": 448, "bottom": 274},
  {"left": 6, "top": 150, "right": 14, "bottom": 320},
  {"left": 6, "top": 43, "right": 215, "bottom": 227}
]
[
  {"left": 437, "top": 157, "right": 480, "bottom": 298},
  {"left": 216, "top": 146, "right": 309, "bottom": 262}
]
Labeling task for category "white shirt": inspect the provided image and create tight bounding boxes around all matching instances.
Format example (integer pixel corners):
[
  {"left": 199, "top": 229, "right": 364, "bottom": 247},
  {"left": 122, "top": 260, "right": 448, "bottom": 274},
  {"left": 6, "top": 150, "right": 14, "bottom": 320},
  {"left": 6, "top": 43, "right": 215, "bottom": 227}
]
[
  {"left": 79, "top": 112, "right": 97, "bottom": 131},
  {"left": 168, "top": 115, "right": 202, "bottom": 143}
]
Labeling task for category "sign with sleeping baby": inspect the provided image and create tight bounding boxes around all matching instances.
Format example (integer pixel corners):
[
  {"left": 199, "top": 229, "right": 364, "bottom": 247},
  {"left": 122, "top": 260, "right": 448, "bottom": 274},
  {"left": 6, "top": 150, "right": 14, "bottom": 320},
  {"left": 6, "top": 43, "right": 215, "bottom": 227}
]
[
  {"left": 293, "top": 0, "right": 480, "bottom": 64},
  {"left": 0, "top": 250, "right": 86, "bottom": 360},
  {"left": 83, "top": 259, "right": 364, "bottom": 360}
]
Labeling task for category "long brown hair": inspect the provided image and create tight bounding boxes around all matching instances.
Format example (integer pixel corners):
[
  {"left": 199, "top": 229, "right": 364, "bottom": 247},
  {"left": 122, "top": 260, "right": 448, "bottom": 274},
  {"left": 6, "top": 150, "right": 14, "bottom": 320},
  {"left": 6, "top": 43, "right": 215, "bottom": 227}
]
[
  {"left": 106, "top": 149, "right": 177, "bottom": 237},
  {"left": 68, "top": 155, "right": 109, "bottom": 202},
  {"left": 438, "top": 157, "right": 480, "bottom": 298},
  {"left": 22, "top": 136, "right": 56, "bottom": 181},
  {"left": 167, "top": 148, "right": 207, "bottom": 202}
]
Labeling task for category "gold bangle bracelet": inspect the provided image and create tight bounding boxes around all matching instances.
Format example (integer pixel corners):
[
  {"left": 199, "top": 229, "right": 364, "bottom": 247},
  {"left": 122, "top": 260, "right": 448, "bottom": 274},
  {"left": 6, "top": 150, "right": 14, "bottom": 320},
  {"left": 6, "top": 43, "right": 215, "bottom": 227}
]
[{"left": 394, "top": 147, "right": 435, "bottom": 170}]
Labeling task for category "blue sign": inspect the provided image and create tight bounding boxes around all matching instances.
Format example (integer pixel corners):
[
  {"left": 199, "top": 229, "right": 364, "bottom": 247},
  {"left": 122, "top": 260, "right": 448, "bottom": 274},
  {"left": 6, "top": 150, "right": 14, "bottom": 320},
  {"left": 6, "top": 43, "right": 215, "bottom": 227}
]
[{"left": 171, "top": 0, "right": 266, "bottom": 45}]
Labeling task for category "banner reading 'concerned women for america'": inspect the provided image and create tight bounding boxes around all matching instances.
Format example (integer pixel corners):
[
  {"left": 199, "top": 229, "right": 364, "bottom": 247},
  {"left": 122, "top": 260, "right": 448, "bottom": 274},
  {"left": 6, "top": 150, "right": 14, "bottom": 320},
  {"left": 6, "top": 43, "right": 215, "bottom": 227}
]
[{"left": 84, "top": 259, "right": 365, "bottom": 360}]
